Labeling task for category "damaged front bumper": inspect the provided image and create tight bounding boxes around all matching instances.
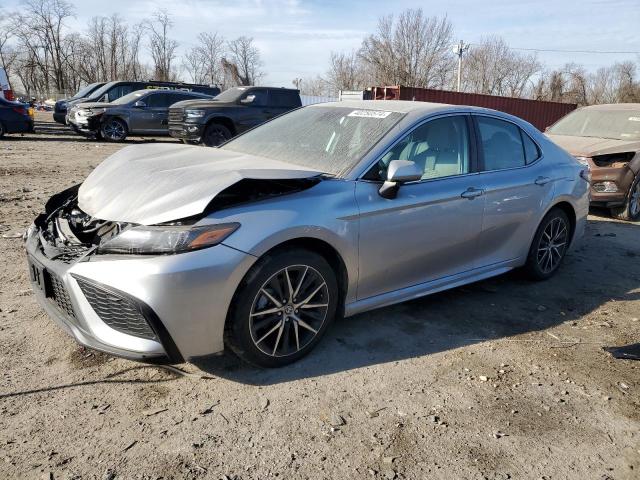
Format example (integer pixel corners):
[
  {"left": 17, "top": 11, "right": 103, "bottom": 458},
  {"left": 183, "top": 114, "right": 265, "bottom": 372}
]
[
  {"left": 25, "top": 189, "right": 257, "bottom": 362},
  {"left": 168, "top": 122, "right": 204, "bottom": 142}
]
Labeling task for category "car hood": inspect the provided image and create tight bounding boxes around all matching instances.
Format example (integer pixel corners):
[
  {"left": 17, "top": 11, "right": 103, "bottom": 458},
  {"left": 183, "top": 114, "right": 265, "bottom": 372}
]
[
  {"left": 78, "top": 143, "right": 324, "bottom": 225},
  {"left": 546, "top": 133, "right": 640, "bottom": 157},
  {"left": 170, "top": 99, "right": 235, "bottom": 109},
  {"left": 73, "top": 102, "right": 113, "bottom": 110}
]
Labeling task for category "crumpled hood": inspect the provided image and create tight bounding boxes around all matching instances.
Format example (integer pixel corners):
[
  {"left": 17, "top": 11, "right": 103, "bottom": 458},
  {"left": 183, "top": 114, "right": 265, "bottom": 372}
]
[
  {"left": 78, "top": 143, "right": 323, "bottom": 225},
  {"left": 546, "top": 133, "right": 640, "bottom": 157}
]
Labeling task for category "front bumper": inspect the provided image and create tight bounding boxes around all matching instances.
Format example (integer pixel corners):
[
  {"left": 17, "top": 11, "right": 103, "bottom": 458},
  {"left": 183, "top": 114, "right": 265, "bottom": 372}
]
[
  {"left": 588, "top": 162, "right": 636, "bottom": 207},
  {"left": 25, "top": 228, "right": 256, "bottom": 362},
  {"left": 67, "top": 112, "right": 101, "bottom": 136},
  {"left": 53, "top": 112, "right": 67, "bottom": 124},
  {"left": 168, "top": 122, "right": 204, "bottom": 142}
]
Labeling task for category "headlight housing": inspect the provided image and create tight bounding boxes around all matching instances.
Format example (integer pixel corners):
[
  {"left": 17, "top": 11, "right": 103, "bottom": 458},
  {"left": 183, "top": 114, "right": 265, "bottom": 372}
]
[
  {"left": 97, "top": 223, "right": 240, "bottom": 255},
  {"left": 185, "top": 109, "right": 205, "bottom": 119}
]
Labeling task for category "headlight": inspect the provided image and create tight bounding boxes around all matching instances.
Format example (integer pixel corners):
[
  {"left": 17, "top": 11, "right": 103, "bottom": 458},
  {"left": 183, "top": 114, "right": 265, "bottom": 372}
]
[
  {"left": 97, "top": 223, "right": 240, "bottom": 255},
  {"left": 185, "top": 109, "right": 205, "bottom": 119}
]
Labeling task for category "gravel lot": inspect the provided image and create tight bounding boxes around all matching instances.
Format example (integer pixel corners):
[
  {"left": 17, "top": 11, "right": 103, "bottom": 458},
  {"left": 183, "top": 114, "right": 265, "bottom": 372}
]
[{"left": 1, "top": 113, "right": 639, "bottom": 480}]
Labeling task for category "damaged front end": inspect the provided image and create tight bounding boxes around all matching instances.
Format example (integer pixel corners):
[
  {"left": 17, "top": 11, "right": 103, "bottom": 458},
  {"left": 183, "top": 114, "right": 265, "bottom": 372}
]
[{"left": 30, "top": 184, "right": 128, "bottom": 263}]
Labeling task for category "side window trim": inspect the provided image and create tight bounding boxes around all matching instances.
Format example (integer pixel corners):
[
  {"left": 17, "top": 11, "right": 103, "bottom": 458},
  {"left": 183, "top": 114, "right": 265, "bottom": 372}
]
[
  {"left": 471, "top": 113, "right": 544, "bottom": 173},
  {"left": 360, "top": 113, "right": 478, "bottom": 183}
]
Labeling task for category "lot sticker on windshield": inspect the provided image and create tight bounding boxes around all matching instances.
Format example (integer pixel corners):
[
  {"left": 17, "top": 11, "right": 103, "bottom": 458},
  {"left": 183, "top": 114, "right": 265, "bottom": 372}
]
[
  {"left": 628, "top": 116, "right": 640, "bottom": 122},
  {"left": 348, "top": 110, "right": 392, "bottom": 119}
]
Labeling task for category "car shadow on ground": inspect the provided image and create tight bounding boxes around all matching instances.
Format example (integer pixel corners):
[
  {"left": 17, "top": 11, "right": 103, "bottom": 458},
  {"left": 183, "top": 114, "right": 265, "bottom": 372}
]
[{"left": 193, "top": 218, "right": 640, "bottom": 385}]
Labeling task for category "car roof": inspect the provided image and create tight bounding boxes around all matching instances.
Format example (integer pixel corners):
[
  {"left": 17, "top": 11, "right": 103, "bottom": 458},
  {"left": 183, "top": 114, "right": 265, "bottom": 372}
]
[
  {"left": 133, "top": 89, "right": 210, "bottom": 96},
  {"left": 311, "top": 100, "right": 452, "bottom": 114}
]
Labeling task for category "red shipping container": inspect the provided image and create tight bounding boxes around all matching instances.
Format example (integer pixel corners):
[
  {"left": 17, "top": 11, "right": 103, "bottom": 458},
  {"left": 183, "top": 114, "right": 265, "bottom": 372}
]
[{"left": 369, "top": 86, "right": 576, "bottom": 131}]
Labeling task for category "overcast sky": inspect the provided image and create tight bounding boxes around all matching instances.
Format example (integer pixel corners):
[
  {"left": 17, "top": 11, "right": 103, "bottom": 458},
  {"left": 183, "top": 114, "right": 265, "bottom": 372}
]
[{"left": 3, "top": 0, "right": 640, "bottom": 86}]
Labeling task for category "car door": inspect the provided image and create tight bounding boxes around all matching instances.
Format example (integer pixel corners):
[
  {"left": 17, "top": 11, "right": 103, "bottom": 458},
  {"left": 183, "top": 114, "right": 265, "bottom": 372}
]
[
  {"left": 236, "top": 89, "right": 269, "bottom": 132},
  {"left": 130, "top": 92, "right": 168, "bottom": 133},
  {"left": 472, "top": 114, "right": 554, "bottom": 267},
  {"left": 267, "top": 90, "right": 298, "bottom": 118},
  {"left": 355, "top": 114, "right": 486, "bottom": 300}
]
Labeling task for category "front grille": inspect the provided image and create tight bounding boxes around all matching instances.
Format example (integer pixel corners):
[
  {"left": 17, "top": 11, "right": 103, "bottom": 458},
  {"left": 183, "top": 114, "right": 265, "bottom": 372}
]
[
  {"left": 168, "top": 107, "right": 184, "bottom": 123},
  {"left": 75, "top": 277, "right": 156, "bottom": 340},
  {"left": 47, "top": 272, "right": 76, "bottom": 319}
]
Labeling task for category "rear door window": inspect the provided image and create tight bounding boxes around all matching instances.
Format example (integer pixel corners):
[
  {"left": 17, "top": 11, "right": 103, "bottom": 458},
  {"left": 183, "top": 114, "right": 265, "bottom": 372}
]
[
  {"left": 270, "top": 90, "right": 299, "bottom": 108},
  {"left": 476, "top": 116, "right": 526, "bottom": 171},
  {"left": 147, "top": 93, "right": 171, "bottom": 108}
]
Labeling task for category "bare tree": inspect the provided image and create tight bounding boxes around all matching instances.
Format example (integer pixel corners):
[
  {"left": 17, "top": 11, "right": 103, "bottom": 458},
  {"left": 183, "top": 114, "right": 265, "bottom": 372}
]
[
  {"left": 462, "top": 36, "right": 541, "bottom": 97},
  {"left": 0, "top": 14, "right": 18, "bottom": 78},
  {"left": 298, "top": 75, "right": 331, "bottom": 96},
  {"left": 358, "top": 9, "right": 454, "bottom": 88},
  {"left": 183, "top": 32, "right": 225, "bottom": 86},
  {"left": 223, "top": 36, "right": 264, "bottom": 86},
  {"left": 325, "top": 50, "right": 369, "bottom": 93},
  {"left": 146, "top": 10, "right": 178, "bottom": 81}
]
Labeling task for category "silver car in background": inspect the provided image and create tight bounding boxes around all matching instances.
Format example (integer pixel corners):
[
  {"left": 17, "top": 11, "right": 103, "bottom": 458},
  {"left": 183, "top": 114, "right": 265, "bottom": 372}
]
[{"left": 25, "top": 101, "right": 589, "bottom": 367}]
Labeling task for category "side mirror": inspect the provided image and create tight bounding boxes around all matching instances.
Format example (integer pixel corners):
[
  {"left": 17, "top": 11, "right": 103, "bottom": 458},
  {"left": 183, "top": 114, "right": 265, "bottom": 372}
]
[
  {"left": 240, "top": 94, "right": 256, "bottom": 104},
  {"left": 100, "top": 94, "right": 109, "bottom": 102},
  {"left": 133, "top": 100, "right": 147, "bottom": 108},
  {"left": 378, "top": 160, "right": 422, "bottom": 199}
]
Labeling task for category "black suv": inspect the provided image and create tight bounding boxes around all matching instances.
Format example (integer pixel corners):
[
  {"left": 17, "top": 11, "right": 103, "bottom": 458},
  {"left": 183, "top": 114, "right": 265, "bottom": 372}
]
[
  {"left": 68, "top": 89, "right": 215, "bottom": 142},
  {"left": 53, "top": 82, "right": 105, "bottom": 124},
  {"left": 168, "top": 86, "right": 301, "bottom": 146},
  {"left": 65, "top": 80, "right": 220, "bottom": 126}
]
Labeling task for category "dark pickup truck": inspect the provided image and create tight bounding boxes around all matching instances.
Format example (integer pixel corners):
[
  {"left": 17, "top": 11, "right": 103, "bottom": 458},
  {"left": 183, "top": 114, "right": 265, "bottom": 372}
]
[{"left": 168, "top": 86, "right": 301, "bottom": 146}]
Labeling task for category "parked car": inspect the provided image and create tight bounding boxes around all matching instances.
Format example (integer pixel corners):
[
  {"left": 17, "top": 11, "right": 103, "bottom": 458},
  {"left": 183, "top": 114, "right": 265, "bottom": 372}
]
[
  {"left": 546, "top": 103, "right": 640, "bottom": 221},
  {"left": 168, "top": 86, "right": 301, "bottom": 146},
  {"left": 64, "top": 80, "right": 221, "bottom": 125},
  {"left": 25, "top": 101, "right": 589, "bottom": 367},
  {"left": 67, "top": 89, "right": 216, "bottom": 141},
  {"left": 0, "top": 97, "right": 34, "bottom": 138},
  {"left": 53, "top": 82, "right": 105, "bottom": 124}
]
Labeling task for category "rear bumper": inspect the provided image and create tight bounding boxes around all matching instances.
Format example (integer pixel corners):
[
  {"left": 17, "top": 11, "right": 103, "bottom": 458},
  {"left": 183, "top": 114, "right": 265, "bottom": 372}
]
[{"left": 6, "top": 117, "right": 34, "bottom": 134}]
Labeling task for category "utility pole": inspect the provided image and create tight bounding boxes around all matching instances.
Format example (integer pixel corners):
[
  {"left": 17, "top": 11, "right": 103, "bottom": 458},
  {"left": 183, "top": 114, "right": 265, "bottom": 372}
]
[
  {"left": 292, "top": 77, "right": 302, "bottom": 90},
  {"left": 453, "top": 40, "right": 469, "bottom": 92}
]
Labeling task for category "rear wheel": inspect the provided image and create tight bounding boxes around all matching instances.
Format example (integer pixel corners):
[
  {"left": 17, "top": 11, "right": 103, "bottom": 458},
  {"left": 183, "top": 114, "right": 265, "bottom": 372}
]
[
  {"left": 202, "top": 122, "right": 232, "bottom": 147},
  {"left": 100, "top": 118, "right": 128, "bottom": 142},
  {"left": 610, "top": 175, "right": 640, "bottom": 222},
  {"left": 0, "top": 121, "right": 5, "bottom": 138},
  {"left": 225, "top": 249, "right": 338, "bottom": 367},
  {"left": 524, "top": 208, "right": 571, "bottom": 280}
]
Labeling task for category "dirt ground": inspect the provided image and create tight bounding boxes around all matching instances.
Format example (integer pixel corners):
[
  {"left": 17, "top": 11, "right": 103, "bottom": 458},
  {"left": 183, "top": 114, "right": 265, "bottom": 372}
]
[{"left": 1, "top": 113, "right": 639, "bottom": 480}]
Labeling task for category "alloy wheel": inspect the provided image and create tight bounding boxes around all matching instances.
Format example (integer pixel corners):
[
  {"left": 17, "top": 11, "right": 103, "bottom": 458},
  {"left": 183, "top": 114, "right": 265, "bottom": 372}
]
[
  {"left": 630, "top": 180, "right": 640, "bottom": 218},
  {"left": 536, "top": 216, "right": 568, "bottom": 274},
  {"left": 205, "top": 125, "right": 230, "bottom": 146},
  {"left": 103, "top": 120, "right": 125, "bottom": 141},
  {"left": 249, "top": 265, "right": 329, "bottom": 357}
]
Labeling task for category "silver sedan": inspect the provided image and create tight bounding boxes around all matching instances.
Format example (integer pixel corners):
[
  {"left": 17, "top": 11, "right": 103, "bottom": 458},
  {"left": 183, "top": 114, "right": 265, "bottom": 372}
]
[{"left": 25, "top": 101, "right": 590, "bottom": 367}]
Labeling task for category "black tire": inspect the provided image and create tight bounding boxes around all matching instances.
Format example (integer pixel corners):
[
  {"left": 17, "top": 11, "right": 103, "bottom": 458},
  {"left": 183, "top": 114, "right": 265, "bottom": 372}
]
[
  {"left": 225, "top": 248, "right": 339, "bottom": 368},
  {"left": 610, "top": 175, "right": 640, "bottom": 222},
  {"left": 100, "top": 117, "right": 128, "bottom": 142},
  {"left": 202, "top": 122, "right": 232, "bottom": 147},
  {"left": 0, "top": 121, "right": 5, "bottom": 139},
  {"left": 524, "top": 208, "right": 571, "bottom": 281}
]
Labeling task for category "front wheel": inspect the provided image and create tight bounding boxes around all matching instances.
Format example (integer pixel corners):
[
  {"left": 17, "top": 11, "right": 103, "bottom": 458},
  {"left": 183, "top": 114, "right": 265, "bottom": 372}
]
[
  {"left": 524, "top": 208, "right": 571, "bottom": 280},
  {"left": 610, "top": 175, "right": 640, "bottom": 222},
  {"left": 225, "top": 249, "right": 339, "bottom": 367},
  {"left": 202, "top": 122, "right": 232, "bottom": 147},
  {"left": 100, "top": 118, "right": 128, "bottom": 142}
]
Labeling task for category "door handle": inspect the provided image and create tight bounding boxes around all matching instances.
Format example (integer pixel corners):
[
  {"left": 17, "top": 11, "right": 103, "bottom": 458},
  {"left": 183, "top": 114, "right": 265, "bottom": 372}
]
[
  {"left": 535, "top": 176, "right": 551, "bottom": 186},
  {"left": 460, "top": 187, "right": 484, "bottom": 199}
]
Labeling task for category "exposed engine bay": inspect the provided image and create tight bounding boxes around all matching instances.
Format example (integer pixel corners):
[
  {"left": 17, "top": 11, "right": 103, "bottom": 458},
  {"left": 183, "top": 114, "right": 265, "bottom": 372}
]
[{"left": 33, "top": 184, "right": 128, "bottom": 262}]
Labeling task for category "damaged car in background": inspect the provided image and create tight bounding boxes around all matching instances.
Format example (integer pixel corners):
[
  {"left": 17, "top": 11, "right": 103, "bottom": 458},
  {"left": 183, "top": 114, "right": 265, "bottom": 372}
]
[
  {"left": 25, "top": 101, "right": 589, "bottom": 367},
  {"left": 546, "top": 103, "right": 640, "bottom": 221}
]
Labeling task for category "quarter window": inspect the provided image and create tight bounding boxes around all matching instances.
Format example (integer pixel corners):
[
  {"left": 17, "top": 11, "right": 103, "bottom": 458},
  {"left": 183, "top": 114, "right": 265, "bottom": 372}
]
[
  {"left": 521, "top": 130, "right": 541, "bottom": 164},
  {"left": 368, "top": 116, "right": 470, "bottom": 181},
  {"left": 477, "top": 116, "right": 526, "bottom": 170}
]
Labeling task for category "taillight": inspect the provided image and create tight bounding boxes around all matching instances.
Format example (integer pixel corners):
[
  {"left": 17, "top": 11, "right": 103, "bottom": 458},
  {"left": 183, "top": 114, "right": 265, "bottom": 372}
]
[{"left": 12, "top": 106, "right": 26, "bottom": 115}]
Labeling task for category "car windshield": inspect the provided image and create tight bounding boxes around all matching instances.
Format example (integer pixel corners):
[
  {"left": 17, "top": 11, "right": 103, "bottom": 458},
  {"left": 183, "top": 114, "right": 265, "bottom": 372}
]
[
  {"left": 221, "top": 106, "right": 404, "bottom": 176},
  {"left": 548, "top": 108, "right": 640, "bottom": 140},
  {"left": 111, "top": 91, "right": 146, "bottom": 105},
  {"left": 213, "top": 87, "right": 248, "bottom": 102},
  {"left": 72, "top": 82, "right": 101, "bottom": 100},
  {"left": 86, "top": 82, "right": 117, "bottom": 101}
]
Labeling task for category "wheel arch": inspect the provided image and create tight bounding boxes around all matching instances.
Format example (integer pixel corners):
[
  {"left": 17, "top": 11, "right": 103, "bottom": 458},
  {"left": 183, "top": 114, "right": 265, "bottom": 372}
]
[{"left": 205, "top": 116, "right": 236, "bottom": 135}]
